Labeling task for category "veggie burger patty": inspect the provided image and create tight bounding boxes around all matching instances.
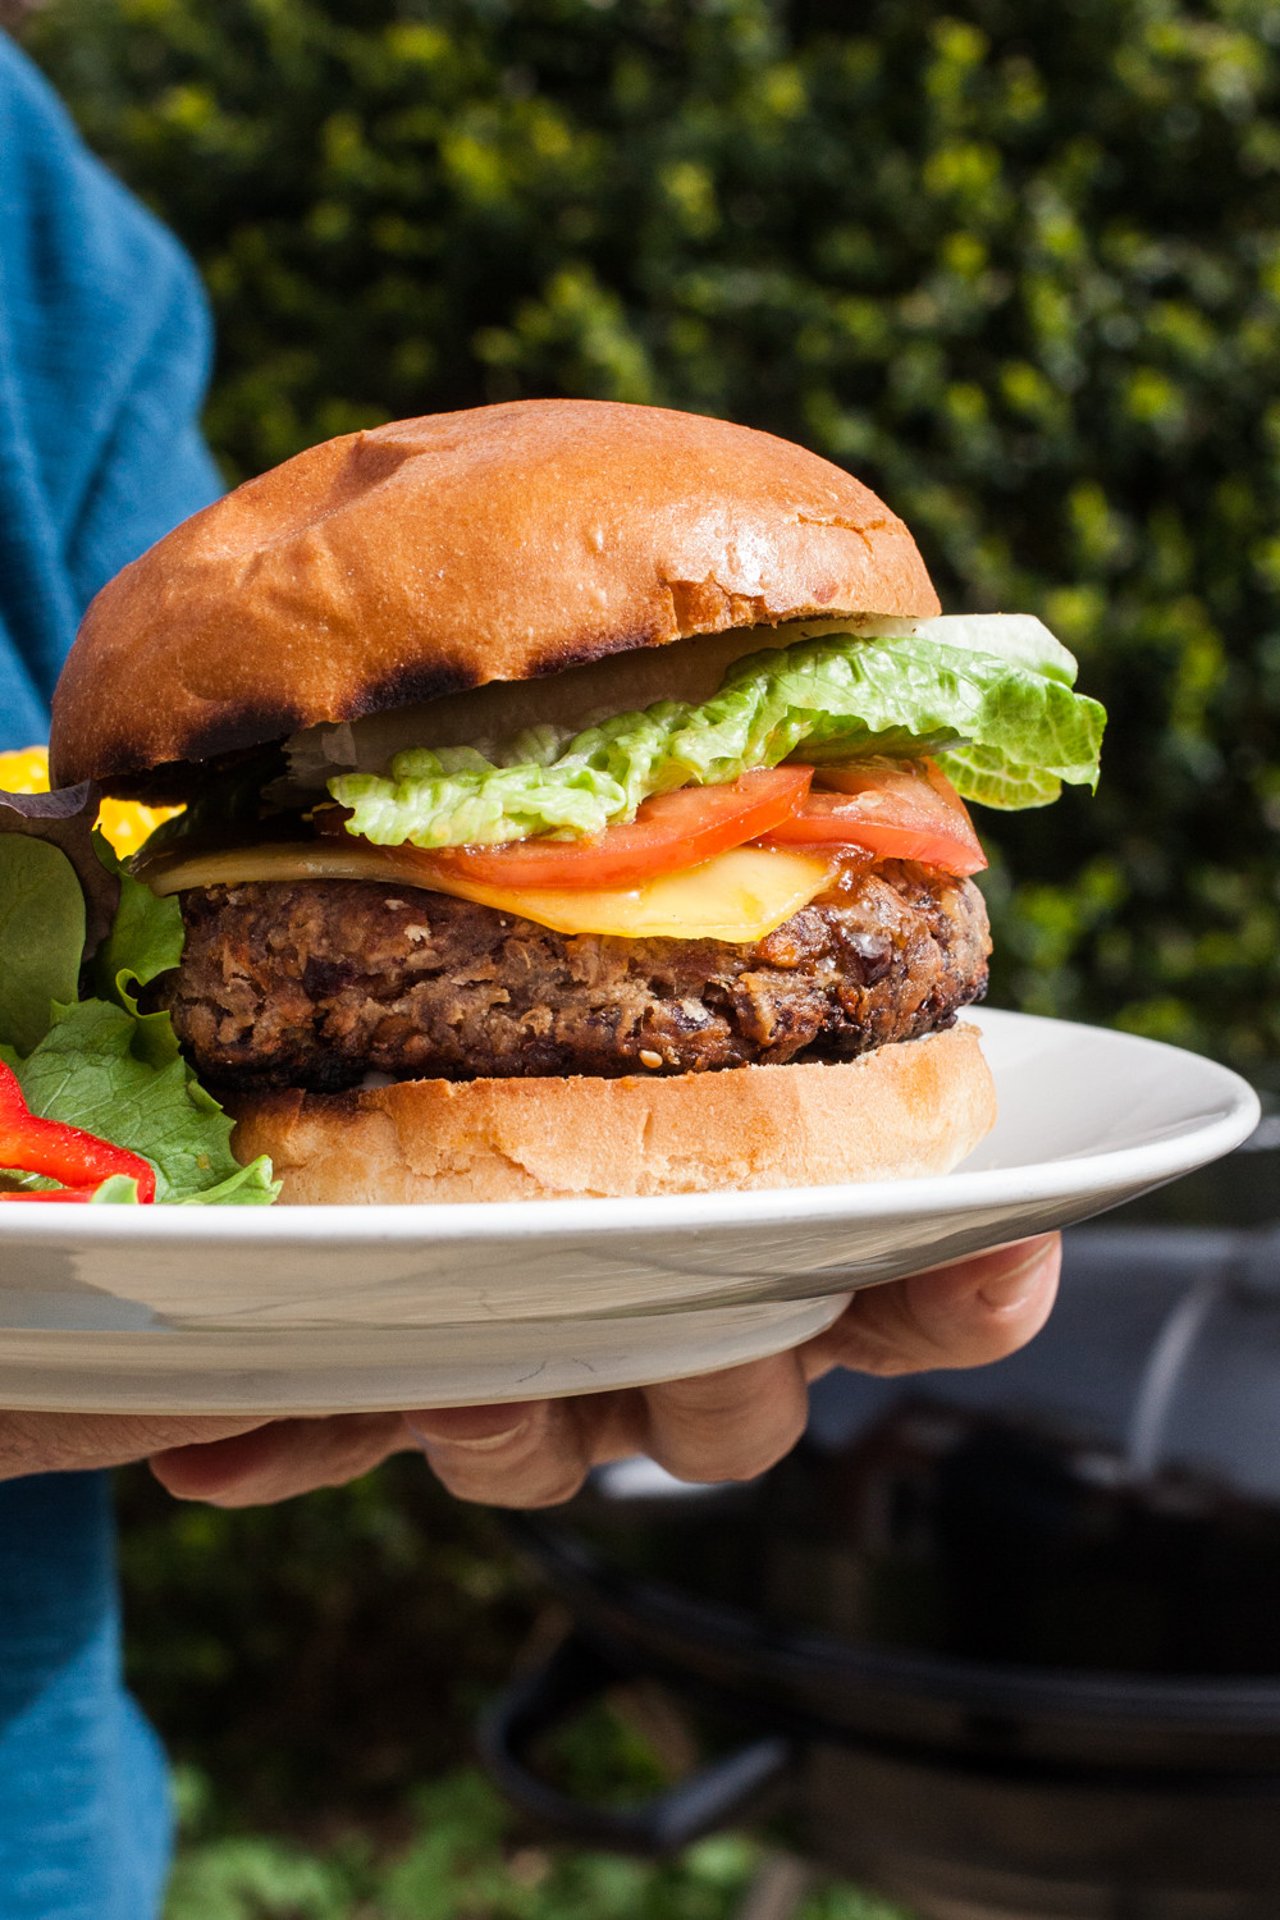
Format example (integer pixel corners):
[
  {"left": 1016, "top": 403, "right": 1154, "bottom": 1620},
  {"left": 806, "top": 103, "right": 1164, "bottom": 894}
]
[{"left": 163, "top": 861, "right": 990, "bottom": 1093}]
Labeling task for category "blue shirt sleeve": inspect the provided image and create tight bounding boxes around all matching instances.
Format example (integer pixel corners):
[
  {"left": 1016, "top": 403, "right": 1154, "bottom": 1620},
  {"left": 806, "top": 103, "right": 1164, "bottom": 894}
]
[
  {"left": 0, "top": 1477, "right": 171, "bottom": 1920},
  {"left": 0, "top": 29, "right": 222, "bottom": 748},
  {"left": 0, "top": 32, "right": 224, "bottom": 1917}
]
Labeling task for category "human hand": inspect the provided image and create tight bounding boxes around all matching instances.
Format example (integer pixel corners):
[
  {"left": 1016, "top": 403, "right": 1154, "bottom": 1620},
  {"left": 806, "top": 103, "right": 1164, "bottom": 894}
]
[
  {"left": 405, "top": 1233, "right": 1062, "bottom": 1509},
  {"left": 9, "top": 1232, "right": 1052, "bottom": 1509},
  {"left": 0, "top": 1407, "right": 409, "bottom": 1502}
]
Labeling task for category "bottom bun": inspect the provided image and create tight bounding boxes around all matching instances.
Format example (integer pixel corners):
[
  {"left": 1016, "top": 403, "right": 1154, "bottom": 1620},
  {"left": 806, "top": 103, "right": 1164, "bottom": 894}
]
[{"left": 229, "top": 1024, "right": 996, "bottom": 1204}]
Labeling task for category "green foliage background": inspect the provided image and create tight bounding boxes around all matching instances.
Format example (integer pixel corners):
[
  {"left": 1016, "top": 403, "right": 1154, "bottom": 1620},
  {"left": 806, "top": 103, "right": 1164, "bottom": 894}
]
[
  {"left": 26, "top": 0, "right": 1280, "bottom": 1066},
  {"left": 15, "top": 1, "right": 1280, "bottom": 1912},
  {"left": 112, "top": 1460, "right": 908, "bottom": 1918}
]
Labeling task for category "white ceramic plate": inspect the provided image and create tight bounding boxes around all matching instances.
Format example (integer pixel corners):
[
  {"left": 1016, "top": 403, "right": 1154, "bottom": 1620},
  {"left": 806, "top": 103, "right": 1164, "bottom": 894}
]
[{"left": 0, "top": 1010, "right": 1258, "bottom": 1415}]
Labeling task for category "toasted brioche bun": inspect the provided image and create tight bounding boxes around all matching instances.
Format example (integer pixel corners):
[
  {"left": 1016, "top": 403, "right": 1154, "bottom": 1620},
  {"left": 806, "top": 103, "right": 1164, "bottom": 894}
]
[
  {"left": 228, "top": 1025, "right": 994, "bottom": 1205},
  {"left": 50, "top": 400, "right": 938, "bottom": 795}
]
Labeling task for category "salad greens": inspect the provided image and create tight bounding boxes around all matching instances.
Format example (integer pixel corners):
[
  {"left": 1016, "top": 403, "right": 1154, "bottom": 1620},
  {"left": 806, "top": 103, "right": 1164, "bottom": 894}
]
[
  {"left": 89, "top": 1174, "right": 146, "bottom": 1205},
  {"left": 0, "top": 798, "right": 278, "bottom": 1206},
  {"left": 0, "top": 780, "right": 120, "bottom": 950},
  {"left": 332, "top": 614, "right": 1105, "bottom": 852},
  {"left": 8, "top": 996, "right": 277, "bottom": 1206},
  {"left": 0, "top": 837, "right": 86, "bottom": 1058}
]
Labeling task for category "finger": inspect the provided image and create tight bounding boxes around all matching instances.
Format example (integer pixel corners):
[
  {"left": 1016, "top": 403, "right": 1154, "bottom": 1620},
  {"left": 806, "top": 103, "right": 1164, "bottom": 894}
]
[
  {"left": 639, "top": 1350, "right": 811, "bottom": 1484},
  {"left": 405, "top": 1399, "right": 596, "bottom": 1510},
  {"left": 804, "top": 1233, "right": 1061, "bottom": 1381},
  {"left": 0, "top": 1412, "right": 272, "bottom": 1482},
  {"left": 149, "top": 1413, "right": 408, "bottom": 1507}
]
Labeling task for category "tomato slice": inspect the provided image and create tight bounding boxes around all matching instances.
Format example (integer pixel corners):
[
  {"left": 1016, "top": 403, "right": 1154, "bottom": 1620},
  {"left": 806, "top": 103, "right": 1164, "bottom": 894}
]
[
  {"left": 404, "top": 766, "right": 813, "bottom": 890},
  {"left": 760, "top": 759, "right": 987, "bottom": 876}
]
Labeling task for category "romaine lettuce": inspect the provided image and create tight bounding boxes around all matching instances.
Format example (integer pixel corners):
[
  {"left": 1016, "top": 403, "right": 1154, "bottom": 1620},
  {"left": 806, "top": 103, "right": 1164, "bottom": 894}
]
[{"left": 332, "top": 614, "right": 1105, "bottom": 849}]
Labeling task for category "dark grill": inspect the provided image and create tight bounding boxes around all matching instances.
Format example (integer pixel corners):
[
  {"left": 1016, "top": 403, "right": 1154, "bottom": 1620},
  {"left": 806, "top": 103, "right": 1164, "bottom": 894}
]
[{"left": 481, "top": 1088, "right": 1280, "bottom": 1920}]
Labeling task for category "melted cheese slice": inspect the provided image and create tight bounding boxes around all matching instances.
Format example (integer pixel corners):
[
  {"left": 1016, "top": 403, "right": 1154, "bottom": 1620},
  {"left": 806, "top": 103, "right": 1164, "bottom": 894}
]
[{"left": 143, "top": 841, "right": 835, "bottom": 943}]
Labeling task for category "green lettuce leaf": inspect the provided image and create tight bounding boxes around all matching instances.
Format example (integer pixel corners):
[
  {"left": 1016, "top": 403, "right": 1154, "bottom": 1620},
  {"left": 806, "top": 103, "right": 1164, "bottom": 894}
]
[
  {"left": 10, "top": 999, "right": 278, "bottom": 1207},
  {"left": 934, "top": 743, "right": 1064, "bottom": 809},
  {"left": 0, "top": 782, "right": 120, "bottom": 957},
  {"left": 331, "top": 615, "right": 1105, "bottom": 845},
  {"left": 89, "top": 1174, "right": 143, "bottom": 1205},
  {"left": 904, "top": 613, "right": 1081, "bottom": 687},
  {"left": 0, "top": 838, "right": 85, "bottom": 1057},
  {"left": 90, "top": 835, "right": 186, "bottom": 1068},
  {"left": 0, "top": 816, "right": 279, "bottom": 1207},
  {"left": 350, "top": 751, "right": 629, "bottom": 847}
]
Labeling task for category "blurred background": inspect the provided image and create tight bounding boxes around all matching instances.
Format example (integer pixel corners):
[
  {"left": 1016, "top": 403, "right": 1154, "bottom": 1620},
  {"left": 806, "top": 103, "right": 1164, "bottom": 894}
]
[{"left": 8, "top": 1, "right": 1280, "bottom": 1914}]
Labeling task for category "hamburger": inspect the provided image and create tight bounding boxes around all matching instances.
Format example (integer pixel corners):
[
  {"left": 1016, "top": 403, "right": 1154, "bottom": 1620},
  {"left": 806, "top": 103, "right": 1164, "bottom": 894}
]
[{"left": 48, "top": 401, "right": 1104, "bottom": 1203}]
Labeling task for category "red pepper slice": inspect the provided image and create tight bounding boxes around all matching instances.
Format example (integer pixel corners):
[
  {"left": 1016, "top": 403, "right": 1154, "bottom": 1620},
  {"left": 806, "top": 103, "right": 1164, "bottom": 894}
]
[{"left": 0, "top": 1061, "right": 156, "bottom": 1204}]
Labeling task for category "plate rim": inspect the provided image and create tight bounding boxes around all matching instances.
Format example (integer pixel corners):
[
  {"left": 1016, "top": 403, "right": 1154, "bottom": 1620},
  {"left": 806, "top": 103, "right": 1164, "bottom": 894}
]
[{"left": 0, "top": 1009, "right": 1259, "bottom": 1247}]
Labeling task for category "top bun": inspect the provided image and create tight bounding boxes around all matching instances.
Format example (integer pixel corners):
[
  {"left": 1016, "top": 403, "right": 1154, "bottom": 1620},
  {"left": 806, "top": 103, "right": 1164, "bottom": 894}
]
[{"left": 50, "top": 400, "right": 939, "bottom": 794}]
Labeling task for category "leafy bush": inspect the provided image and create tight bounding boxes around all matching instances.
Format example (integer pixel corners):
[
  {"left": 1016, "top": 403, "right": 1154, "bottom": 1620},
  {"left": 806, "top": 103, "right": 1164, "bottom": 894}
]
[
  {"left": 25, "top": 0, "right": 1280, "bottom": 1065},
  {"left": 115, "top": 1458, "right": 538, "bottom": 1812},
  {"left": 166, "top": 1764, "right": 907, "bottom": 1920},
  {"left": 114, "top": 1456, "right": 916, "bottom": 1917}
]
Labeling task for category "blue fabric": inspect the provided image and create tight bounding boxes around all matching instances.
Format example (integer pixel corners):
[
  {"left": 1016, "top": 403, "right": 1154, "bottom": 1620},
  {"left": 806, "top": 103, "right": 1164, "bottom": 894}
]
[
  {"left": 0, "top": 30, "right": 221, "bottom": 751},
  {"left": 0, "top": 33, "right": 222, "bottom": 1915},
  {"left": 0, "top": 1479, "right": 171, "bottom": 1920}
]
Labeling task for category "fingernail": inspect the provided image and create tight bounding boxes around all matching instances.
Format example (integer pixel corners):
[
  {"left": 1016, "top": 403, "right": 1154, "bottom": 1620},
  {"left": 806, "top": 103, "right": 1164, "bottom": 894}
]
[
  {"left": 974, "top": 1236, "right": 1057, "bottom": 1309},
  {"left": 406, "top": 1412, "right": 531, "bottom": 1452}
]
